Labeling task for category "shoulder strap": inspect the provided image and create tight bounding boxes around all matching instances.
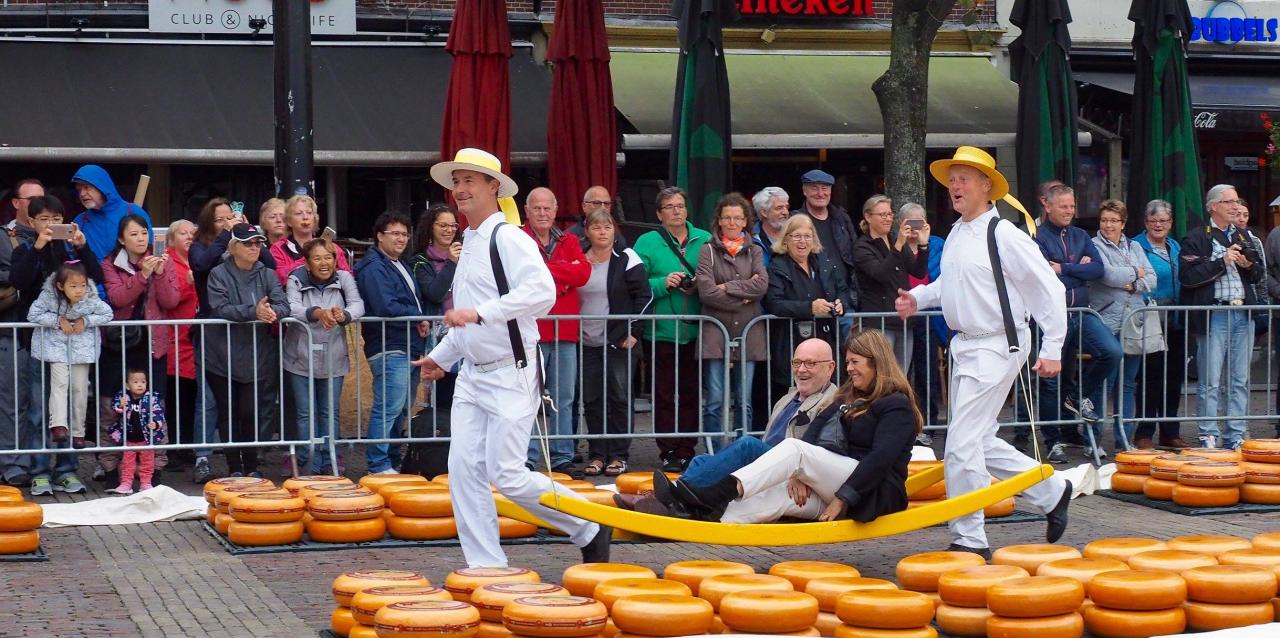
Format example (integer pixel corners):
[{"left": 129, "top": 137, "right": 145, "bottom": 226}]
[
  {"left": 489, "top": 223, "right": 527, "bottom": 369},
  {"left": 659, "top": 226, "right": 698, "bottom": 276},
  {"left": 987, "top": 218, "right": 1020, "bottom": 353}
]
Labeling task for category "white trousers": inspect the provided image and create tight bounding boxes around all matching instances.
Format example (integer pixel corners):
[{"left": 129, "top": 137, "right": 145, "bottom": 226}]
[
  {"left": 946, "top": 330, "right": 1067, "bottom": 549},
  {"left": 721, "top": 438, "right": 858, "bottom": 524},
  {"left": 448, "top": 355, "right": 600, "bottom": 568},
  {"left": 48, "top": 362, "right": 89, "bottom": 438}
]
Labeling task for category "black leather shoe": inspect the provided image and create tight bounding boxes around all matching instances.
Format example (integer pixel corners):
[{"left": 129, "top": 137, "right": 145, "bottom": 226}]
[
  {"left": 1046, "top": 480, "right": 1072, "bottom": 543},
  {"left": 580, "top": 525, "right": 612, "bottom": 563},
  {"left": 947, "top": 543, "right": 992, "bottom": 561}
]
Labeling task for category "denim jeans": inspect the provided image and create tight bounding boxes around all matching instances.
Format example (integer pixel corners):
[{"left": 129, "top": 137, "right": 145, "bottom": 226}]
[
  {"left": 287, "top": 372, "right": 345, "bottom": 473},
  {"left": 1037, "top": 312, "right": 1122, "bottom": 447},
  {"left": 702, "top": 359, "right": 754, "bottom": 451},
  {"left": 528, "top": 342, "right": 577, "bottom": 469},
  {"left": 24, "top": 349, "right": 76, "bottom": 480},
  {"left": 1197, "top": 309, "right": 1254, "bottom": 446},
  {"left": 683, "top": 437, "right": 771, "bottom": 488},
  {"left": 0, "top": 337, "right": 34, "bottom": 482},
  {"left": 193, "top": 360, "right": 220, "bottom": 461},
  {"left": 366, "top": 352, "right": 417, "bottom": 473},
  {"left": 1109, "top": 351, "right": 1142, "bottom": 448}
]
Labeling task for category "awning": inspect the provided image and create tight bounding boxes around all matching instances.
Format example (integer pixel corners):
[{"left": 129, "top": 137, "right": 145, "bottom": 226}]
[
  {"left": 0, "top": 39, "right": 550, "bottom": 165},
  {"left": 1076, "top": 70, "right": 1280, "bottom": 111},
  {"left": 611, "top": 51, "right": 1023, "bottom": 149}
]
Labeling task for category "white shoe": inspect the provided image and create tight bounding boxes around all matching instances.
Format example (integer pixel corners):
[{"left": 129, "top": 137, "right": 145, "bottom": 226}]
[
  {"left": 374, "top": 468, "right": 399, "bottom": 475},
  {"left": 1198, "top": 435, "right": 1218, "bottom": 449},
  {"left": 915, "top": 432, "right": 933, "bottom": 446}
]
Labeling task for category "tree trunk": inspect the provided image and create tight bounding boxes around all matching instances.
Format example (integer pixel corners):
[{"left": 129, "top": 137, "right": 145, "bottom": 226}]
[{"left": 873, "top": 0, "right": 958, "bottom": 212}]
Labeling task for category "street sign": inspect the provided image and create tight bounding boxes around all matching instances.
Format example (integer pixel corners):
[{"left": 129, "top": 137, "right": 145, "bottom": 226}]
[{"left": 148, "top": 0, "right": 356, "bottom": 35}]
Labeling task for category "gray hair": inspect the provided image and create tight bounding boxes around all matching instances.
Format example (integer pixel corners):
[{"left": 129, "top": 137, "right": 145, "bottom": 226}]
[
  {"left": 1206, "top": 184, "right": 1235, "bottom": 210},
  {"left": 526, "top": 186, "right": 557, "bottom": 207},
  {"left": 751, "top": 186, "right": 789, "bottom": 215},
  {"left": 1045, "top": 184, "right": 1074, "bottom": 203},
  {"left": 167, "top": 218, "right": 194, "bottom": 236},
  {"left": 1144, "top": 199, "right": 1173, "bottom": 219},
  {"left": 899, "top": 202, "right": 926, "bottom": 219}
]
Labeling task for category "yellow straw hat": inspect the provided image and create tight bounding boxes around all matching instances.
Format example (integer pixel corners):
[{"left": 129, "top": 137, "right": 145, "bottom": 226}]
[
  {"left": 430, "top": 147, "right": 518, "bottom": 198},
  {"left": 928, "top": 146, "right": 1009, "bottom": 200}
]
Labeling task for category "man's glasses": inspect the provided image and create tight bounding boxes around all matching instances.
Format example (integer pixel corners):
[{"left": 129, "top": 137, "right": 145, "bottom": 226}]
[
  {"left": 381, "top": 230, "right": 410, "bottom": 238},
  {"left": 791, "top": 359, "right": 833, "bottom": 370},
  {"left": 584, "top": 200, "right": 612, "bottom": 208},
  {"left": 660, "top": 203, "right": 687, "bottom": 212}
]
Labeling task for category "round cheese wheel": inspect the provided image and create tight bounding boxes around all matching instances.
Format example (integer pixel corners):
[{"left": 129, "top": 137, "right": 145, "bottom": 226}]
[
  {"left": 373, "top": 600, "right": 481, "bottom": 638},
  {"left": 1172, "top": 484, "right": 1240, "bottom": 508},
  {"left": 1180, "top": 448, "right": 1241, "bottom": 462},
  {"left": 1128, "top": 550, "right": 1218, "bottom": 572},
  {"left": 710, "top": 613, "right": 726, "bottom": 634},
  {"left": 1241, "top": 461, "right": 1280, "bottom": 484},
  {"left": 1114, "top": 450, "right": 1165, "bottom": 475},
  {"left": 1166, "top": 535, "right": 1251, "bottom": 556},
  {"left": 282, "top": 474, "right": 352, "bottom": 496},
  {"left": 308, "top": 490, "right": 385, "bottom": 521},
  {"left": 592, "top": 578, "right": 691, "bottom": 611},
  {"left": 385, "top": 514, "right": 457, "bottom": 541},
  {"left": 936, "top": 603, "right": 993, "bottom": 637},
  {"left": 1083, "top": 538, "right": 1168, "bottom": 563},
  {"left": 206, "top": 505, "right": 218, "bottom": 526},
  {"left": 813, "top": 611, "right": 842, "bottom": 636},
  {"left": 387, "top": 489, "right": 453, "bottom": 517},
  {"left": 299, "top": 483, "right": 375, "bottom": 503},
  {"left": 305, "top": 517, "right": 386, "bottom": 543},
  {"left": 1033, "top": 558, "right": 1129, "bottom": 587},
  {"left": 477, "top": 621, "right": 514, "bottom": 638},
  {"left": 350, "top": 585, "right": 453, "bottom": 624},
  {"left": 986, "top": 576, "right": 1084, "bottom": 618},
  {"left": 1087, "top": 570, "right": 1187, "bottom": 610},
  {"left": 227, "top": 492, "right": 306, "bottom": 523},
  {"left": 356, "top": 473, "right": 426, "bottom": 491},
  {"left": 1109, "top": 473, "right": 1148, "bottom": 494},
  {"left": 214, "top": 512, "right": 233, "bottom": 535},
  {"left": 215, "top": 484, "right": 285, "bottom": 513},
  {"left": 1241, "top": 482, "right": 1280, "bottom": 504},
  {"left": 552, "top": 479, "right": 594, "bottom": 491},
  {"left": 226, "top": 520, "right": 304, "bottom": 546},
  {"left": 0, "top": 501, "right": 43, "bottom": 531},
  {"left": 1217, "top": 548, "right": 1280, "bottom": 579},
  {"left": 615, "top": 472, "right": 657, "bottom": 495},
  {"left": 721, "top": 590, "right": 820, "bottom": 633},
  {"left": 912, "top": 479, "right": 947, "bottom": 501},
  {"left": 1149, "top": 455, "right": 1207, "bottom": 481},
  {"left": 348, "top": 625, "right": 377, "bottom": 638},
  {"left": 698, "top": 573, "right": 794, "bottom": 611},
  {"left": 0, "top": 530, "right": 39, "bottom": 555},
  {"left": 330, "top": 606, "right": 357, "bottom": 637},
  {"left": 331, "top": 570, "right": 431, "bottom": 606},
  {"left": 1182, "top": 565, "right": 1277, "bottom": 604},
  {"left": 770, "top": 561, "right": 862, "bottom": 590},
  {"left": 985, "top": 612, "right": 1082, "bottom": 638},
  {"left": 1143, "top": 478, "right": 1177, "bottom": 501},
  {"left": 1240, "top": 438, "right": 1280, "bottom": 463},
  {"left": 569, "top": 489, "right": 618, "bottom": 507},
  {"left": 498, "top": 517, "right": 537, "bottom": 539},
  {"left": 446, "top": 567, "right": 541, "bottom": 603},
  {"left": 501, "top": 595, "right": 608, "bottom": 637},
  {"left": 985, "top": 497, "right": 1016, "bottom": 518},
  {"left": 806, "top": 577, "right": 899, "bottom": 613},
  {"left": 0, "top": 485, "right": 21, "bottom": 499},
  {"left": 895, "top": 551, "right": 987, "bottom": 592},
  {"left": 991, "top": 545, "right": 1083, "bottom": 575},
  {"left": 937, "top": 564, "right": 1030, "bottom": 608},
  {"left": 471, "top": 583, "right": 569, "bottom": 623},
  {"left": 0, "top": 492, "right": 23, "bottom": 504},
  {"left": 203, "top": 476, "right": 273, "bottom": 503},
  {"left": 376, "top": 480, "right": 438, "bottom": 498},
  {"left": 833, "top": 626, "right": 938, "bottom": 638},
  {"left": 1183, "top": 600, "right": 1275, "bottom": 631},
  {"left": 1081, "top": 604, "right": 1185, "bottom": 638},
  {"left": 1253, "top": 531, "right": 1280, "bottom": 551},
  {"left": 1176, "top": 461, "right": 1245, "bottom": 487},
  {"left": 537, "top": 472, "right": 572, "bottom": 482},
  {"left": 561, "top": 563, "right": 654, "bottom": 598},
  {"left": 663, "top": 560, "right": 754, "bottom": 595},
  {"left": 836, "top": 589, "right": 934, "bottom": 628}
]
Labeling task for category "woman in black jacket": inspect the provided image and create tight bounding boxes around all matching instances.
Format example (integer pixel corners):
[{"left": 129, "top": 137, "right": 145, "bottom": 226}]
[
  {"left": 852, "top": 195, "right": 929, "bottom": 371},
  {"left": 578, "top": 209, "right": 653, "bottom": 476},
  {"left": 410, "top": 204, "right": 460, "bottom": 410},
  {"left": 667, "top": 328, "right": 920, "bottom": 523}
]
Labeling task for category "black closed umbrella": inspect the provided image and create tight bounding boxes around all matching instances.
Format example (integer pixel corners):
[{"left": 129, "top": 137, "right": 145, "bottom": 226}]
[{"left": 1010, "top": 0, "right": 1079, "bottom": 217}]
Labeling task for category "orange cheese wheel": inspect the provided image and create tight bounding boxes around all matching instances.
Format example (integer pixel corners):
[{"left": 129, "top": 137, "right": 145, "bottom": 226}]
[
  {"left": 373, "top": 600, "right": 481, "bottom": 638},
  {"left": 552, "top": 479, "right": 594, "bottom": 491},
  {"left": 1217, "top": 548, "right": 1280, "bottom": 579},
  {"left": 1082, "top": 538, "right": 1168, "bottom": 563},
  {"left": 203, "top": 476, "right": 273, "bottom": 503},
  {"left": 806, "top": 577, "right": 899, "bottom": 613},
  {"left": 813, "top": 610, "right": 842, "bottom": 636},
  {"left": 498, "top": 517, "right": 537, "bottom": 539},
  {"left": 305, "top": 517, "right": 386, "bottom": 543},
  {"left": 1128, "top": 550, "right": 1218, "bottom": 572},
  {"left": 614, "top": 472, "right": 655, "bottom": 495},
  {"left": 698, "top": 573, "right": 794, "bottom": 611},
  {"left": 387, "top": 489, "right": 453, "bottom": 517},
  {"left": 471, "top": 583, "right": 568, "bottom": 623},
  {"left": 308, "top": 490, "right": 385, "bottom": 521},
  {"left": 1172, "top": 484, "right": 1239, "bottom": 508},
  {"left": 215, "top": 484, "right": 285, "bottom": 513},
  {"left": 1241, "top": 482, "right": 1280, "bottom": 504},
  {"left": 985, "top": 497, "right": 1016, "bottom": 518},
  {"left": 0, "top": 530, "right": 39, "bottom": 555},
  {"left": 376, "top": 480, "right": 438, "bottom": 498},
  {"left": 501, "top": 595, "right": 608, "bottom": 637},
  {"left": 214, "top": 512, "right": 233, "bottom": 535},
  {"left": 1182, "top": 565, "right": 1277, "bottom": 604},
  {"left": 1149, "top": 455, "right": 1207, "bottom": 481},
  {"left": 331, "top": 570, "right": 431, "bottom": 606},
  {"left": 350, "top": 585, "right": 453, "bottom": 625},
  {"left": 1253, "top": 531, "right": 1280, "bottom": 551},
  {"left": 1176, "top": 461, "right": 1245, "bottom": 487},
  {"left": 299, "top": 483, "right": 375, "bottom": 503},
  {"left": 936, "top": 603, "right": 993, "bottom": 637},
  {"left": 569, "top": 489, "right": 618, "bottom": 507},
  {"left": 0, "top": 492, "right": 23, "bottom": 504},
  {"left": 912, "top": 479, "right": 947, "bottom": 501},
  {"left": 561, "top": 563, "right": 653, "bottom": 597},
  {"left": 0, "top": 485, "right": 21, "bottom": 499},
  {"left": 227, "top": 492, "right": 306, "bottom": 523},
  {"left": 206, "top": 505, "right": 218, "bottom": 526},
  {"left": 1241, "top": 438, "right": 1280, "bottom": 463},
  {"left": 591, "top": 578, "right": 691, "bottom": 611},
  {"left": 356, "top": 473, "right": 426, "bottom": 491},
  {"left": 330, "top": 606, "right": 357, "bottom": 637},
  {"left": 1088, "top": 570, "right": 1187, "bottom": 610},
  {"left": 282, "top": 474, "right": 353, "bottom": 496},
  {"left": 1108, "top": 473, "right": 1148, "bottom": 494},
  {"left": 446, "top": 567, "right": 541, "bottom": 603},
  {"left": 985, "top": 612, "right": 1082, "bottom": 638},
  {"left": 835, "top": 589, "right": 934, "bottom": 628},
  {"left": 385, "top": 514, "right": 457, "bottom": 541},
  {"left": 987, "top": 577, "right": 1084, "bottom": 618},
  {"left": 1180, "top": 448, "right": 1242, "bottom": 462},
  {"left": 770, "top": 561, "right": 862, "bottom": 590},
  {"left": 1166, "top": 534, "right": 1251, "bottom": 555},
  {"left": 1035, "top": 558, "right": 1129, "bottom": 586},
  {"left": 721, "top": 590, "right": 820, "bottom": 633},
  {"left": 895, "top": 551, "right": 987, "bottom": 592},
  {"left": 936, "top": 564, "right": 1030, "bottom": 608},
  {"left": 834, "top": 627, "right": 938, "bottom": 638},
  {"left": 0, "top": 501, "right": 43, "bottom": 531},
  {"left": 1114, "top": 450, "right": 1165, "bottom": 475},
  {"left": 1183, "top": 600, "right": 1275, "bottom": 631},
  {"left": 991, "top": 545, "right": 1083, "bottom": 575},
  {"left": 1142, "top": 478, "right": 1176, "bottom": 501},
  {"left": 227, "top": 520, "right": 304, "bottom": 546},
  {"left": 663, "top": 560, "right": 754, "bottom": 595},
  {"left": 1241, "top": 461, "right": 1280, "bottom": 484},
  {"left": 1081, "top": 604, "right": 1185, "bottom": 638},
  {"left": 348, "top": 625, "right": 377, "bottom": 638},
  {"left": 710, "top": 613, "right": 726, "bottom": 634},
  {"left": 477, "top": 621, "right": 514, "bottom": 638}
]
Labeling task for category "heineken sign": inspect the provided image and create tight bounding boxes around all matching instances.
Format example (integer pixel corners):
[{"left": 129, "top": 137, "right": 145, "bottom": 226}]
[{"left": 737, "top": 0, "right": 872, "bottom": 17}]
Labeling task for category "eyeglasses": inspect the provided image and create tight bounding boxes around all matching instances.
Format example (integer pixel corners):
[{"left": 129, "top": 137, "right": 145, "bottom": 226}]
[
  {"left": 1147, "top": 218, "right": 1172, "bottom": 225},
  {"left": 660, "top": 203, "right": 687, "bottom": 212},
  {"left": 238, "top": 240, "right": 264, "bottom": 248},
  {"left": 1099, "top": 217, "right": 1125, "bottom": 224},
  {"left": 584, "top": 200, "right": 612, "bottom": 208},
  {"left": 1218, "top": 199, "right": 1245, "bottom": 206},
  {"left": 868, "top": 212, "right": 893, "bottom": 219},
  {"left": 720, "top": 216, "right": 747, "bottom": 223},
  {"left": 434, "top": 222, "right": 459, "bottom": 229},
  {"left": 381, "top": 230, "right": 410, "bottom": 238},
  {"left": 788, "top": 233, "right": 814, "bottom": 241},
  {"left": 791, "top": 359, "right": 833, "bottom": 370}
]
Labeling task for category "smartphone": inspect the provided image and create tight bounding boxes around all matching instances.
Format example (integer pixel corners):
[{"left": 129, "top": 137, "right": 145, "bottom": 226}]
[
  {"left": 230, "top": 201, "right": 245, "bottom": 216},
  {"left": 49, "top": 224, "right": 74, "bottom": 240},
  {"left": 154, "top": 233, "right": 167, "bottom": 254},
  {"left": 321, "top": 226, "right": 337, "bottom": 241},
  {"left": 905, "top": 219, "right": 924, "bottom": 230}
]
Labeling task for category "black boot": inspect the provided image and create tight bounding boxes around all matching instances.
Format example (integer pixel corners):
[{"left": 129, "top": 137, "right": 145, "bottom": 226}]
[
  {"left": 1046, "top": 481, "right": 1072, "bottom": 543},
  {"left": 947, "top": 543, "right": 992, "bottom": 561},
  {"left": 660, "top": 471, "right": 738, "bottom": 511},
  {"left": 581, "top": 525, "right": 612, "bottom": 563}
]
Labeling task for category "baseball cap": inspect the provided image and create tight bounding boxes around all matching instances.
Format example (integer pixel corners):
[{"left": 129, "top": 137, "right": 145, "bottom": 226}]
[
  {"left": 801, "top": 169, "right": 835, "bottom": 185},
  {"left": 228, "top": 223, "right": 266, "bottom": 244}
]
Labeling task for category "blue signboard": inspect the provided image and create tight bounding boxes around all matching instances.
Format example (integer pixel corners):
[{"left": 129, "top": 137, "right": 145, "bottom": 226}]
[{"left": 1190, "top": 1, "right": 1279, "bottom": 43}]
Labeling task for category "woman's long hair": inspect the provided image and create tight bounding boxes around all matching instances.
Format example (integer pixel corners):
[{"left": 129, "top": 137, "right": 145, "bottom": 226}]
[{"left": 833, "top": 328, "right": 923, "bottom": 433}]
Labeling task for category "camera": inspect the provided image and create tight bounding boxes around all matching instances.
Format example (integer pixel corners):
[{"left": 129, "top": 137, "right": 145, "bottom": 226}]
[{"left": 677, "top": 274, "right": 697, "bottom": 291}]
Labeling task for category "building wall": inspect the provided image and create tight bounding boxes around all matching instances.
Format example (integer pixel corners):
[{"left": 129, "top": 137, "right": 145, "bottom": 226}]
[{"left": 999, "top": 0, "right": 1280, "bottom": 51}]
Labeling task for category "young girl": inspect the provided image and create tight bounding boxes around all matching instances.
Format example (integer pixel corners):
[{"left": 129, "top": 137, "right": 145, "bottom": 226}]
[
  {"left": 106, "top": 369, "right": 167, "bottom": 494},
  {"left": 28, "top": 262, "right": 113, "bottom": 450}
]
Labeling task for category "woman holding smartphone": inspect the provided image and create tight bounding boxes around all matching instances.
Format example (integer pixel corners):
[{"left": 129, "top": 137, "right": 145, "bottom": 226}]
[
  {"left": 410, "top": 203, "right": 461, "bottom": 411},
  {"left": 852, "top": 195, "right": 929, "bottom": 372}
]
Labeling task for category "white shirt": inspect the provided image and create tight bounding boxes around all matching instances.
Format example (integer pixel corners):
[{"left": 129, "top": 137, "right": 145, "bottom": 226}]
[
  {"left": 909, "top": 208, "right": 1067, "bottom": 361},
  {"left": 428, "top": 212, "right": 556, "bottom": 370}
]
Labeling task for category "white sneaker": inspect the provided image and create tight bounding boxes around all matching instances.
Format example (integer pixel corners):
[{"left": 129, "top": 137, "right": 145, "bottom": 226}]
[
  {"left": 1047, "top": 444, "right": 1068, "bottom": 464},
  {"left": 1198, "top": 435, "right": 1218, "bottom": 449},
  {"left": 915, "top": 432, "right": 933, "bottom": 446},
  {"left": 1083, "top": 446, "right": 1109, "bottom": 460},
  {"left": 374, "top": 468, "right": 399, "bottom": 475}
]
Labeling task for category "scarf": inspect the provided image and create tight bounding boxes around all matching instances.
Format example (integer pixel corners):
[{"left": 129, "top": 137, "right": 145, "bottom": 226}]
[{"left": 721, "top": 233, "right": 745, "bottom": 257}]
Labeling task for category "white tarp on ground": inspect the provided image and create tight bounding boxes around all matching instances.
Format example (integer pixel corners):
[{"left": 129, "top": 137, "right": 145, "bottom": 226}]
[
  {"left": 1154, "top": 624, "right": 1280, "bottom": 638},
  {"left": 40, "top": 485, "right": 207, "bottom": 527}
]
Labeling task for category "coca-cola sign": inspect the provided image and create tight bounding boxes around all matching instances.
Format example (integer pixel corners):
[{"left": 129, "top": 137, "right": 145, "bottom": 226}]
[{"left": 1195, "top": 111, "right": 1220, "bottom": 129}]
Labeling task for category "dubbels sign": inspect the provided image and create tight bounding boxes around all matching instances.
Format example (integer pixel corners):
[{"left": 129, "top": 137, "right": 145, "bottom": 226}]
[{"left": 737, "top": 0, "right": 873, "bottom": 17}]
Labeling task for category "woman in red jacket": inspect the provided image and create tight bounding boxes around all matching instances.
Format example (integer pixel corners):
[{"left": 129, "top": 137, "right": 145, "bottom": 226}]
[
  {"left": 151, "top": 219, "right": 200, "bottom": 464},
  {"left": 268, "top": 194, "right": 351, "bottom": 286}
]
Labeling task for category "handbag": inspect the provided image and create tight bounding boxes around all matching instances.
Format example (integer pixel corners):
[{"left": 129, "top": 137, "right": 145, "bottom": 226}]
[{"left": 1122, "top": 299, "right": 1165, "bottom": 355}]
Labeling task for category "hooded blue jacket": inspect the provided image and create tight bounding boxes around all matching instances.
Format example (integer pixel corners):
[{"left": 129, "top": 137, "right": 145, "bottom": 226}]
[{"left": 71, "top": 165, "right": 153, "bottom": 262}]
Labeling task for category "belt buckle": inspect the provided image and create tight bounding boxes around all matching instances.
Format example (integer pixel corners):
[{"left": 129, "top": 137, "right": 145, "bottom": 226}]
[{"left": 1230, "top": 299, "right": 1244, "bottom": 306}]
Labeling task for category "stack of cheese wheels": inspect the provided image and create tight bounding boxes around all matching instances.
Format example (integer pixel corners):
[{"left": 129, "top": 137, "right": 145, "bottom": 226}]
[
  {"left": 770, "top": 561, "right": 861, "bottom": 590},
  {"left": 592, "top": 578, "right": 691, "bottom": 611},
  {"left": 282, "top": 474, "right": 353, "bottom": 496},
  {"left": 446, "top": 567, "right": 541, "bottom": 603},
  {"left": 1126, "top": 550, "right": 1218, "bottom": 572},
  {"left": 1036, "top": 558, "right": 1130, "bottom": 588},
  {"left": 1240, "top": 439, "right": 1280, "bottom": 504},
  {"left": 307, "top": 489, "right": 387, "bottom": 543},
  {"left": 698, "top": 573, "right": 794, "bottom": 632},
  {"left": 612, "top": 594, "right": 713, "bottom": 637},
  {"left": 385, "top": 486, "right": 457, "bottom": 541},
  {"left": 374, "top": 600, "right": 482, "bottom": 638},
  {"left": 357, "top": 473, "right": 427, "bottom": 492},
  {"left": 663, "top": 560, "right": 754, "bottom": 595},
  {"left": 1082, "top": 537, "right": 1167, "bottom": 563},
  {"left": 1145, "top": 455, "right": 1205, "bottom": 501},
  {"left": 934, "top": 564, "right": 1028, "bottom": 637},
  {"left": 896, "top": 551, "right": 988, "bottom": 594},
  {"left": 501, "top": 595, "right": 608, "bottom": 637},
  {"left": 225, "top": 492, "right": 306, "bottom": 546},
  {"left": 985, "top": 576, "right": 1085, "bottom": 638},
  {"left": 329, "top": 570, "right": 431, "bottom": 638},
  {"left": 350, "top": 585, "right": 453, "bottom": 627},
  {"left": 0, "top": 490, "right": 42, "bottom": 555},
  {"left": 472, "top": 582, "right": 568, "bottom": 636},
  {"left": 1173, "top": 461, "right": 1244, "bottom": 508},
  {"left": 1083, "top": 570, "right": 1187, "bottom": 638},
  {"left": 992, "top": 544, "right": 1083, "bottom": 575},
  {"left": 562, "top": 563, "right": 655, "bottom": 598},
  {"left": 213, "top": 483, "right": 286, "bottom": 536},
  {"left": 719, "top": 590, "right": 820, "bottom": 635},
  {"left": 805, "top": 577, "right": 897, "bottom": 637},
  {"left": 203, "top": 476, "right": 273, "bottom": 505},
  {"left": 1181, "top": 565, "right": 1276, "bottom": 631},
  {"left": 614, "top": 472, "right": 677, "bottom": 496},
  {"left": 1111, "top": 450, "right": 1164, "bottom": 494},
  {"left": 1218, "top": 547, "right": 1280, "bottom": 583},
  {"left": 905, "top": 468, "right": 1015, "bottom": 519},
  {"left": 835, "top": 589, "right": 937, "bottom": 638}
]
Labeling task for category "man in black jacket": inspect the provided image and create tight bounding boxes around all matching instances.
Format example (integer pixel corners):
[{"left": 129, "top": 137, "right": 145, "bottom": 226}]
[
  {"left": 793, "top": 170, "right": 859, "bottom": 317},
  {"left": 1179, "top": 184, "right": 1263, "bottom": 450}
]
